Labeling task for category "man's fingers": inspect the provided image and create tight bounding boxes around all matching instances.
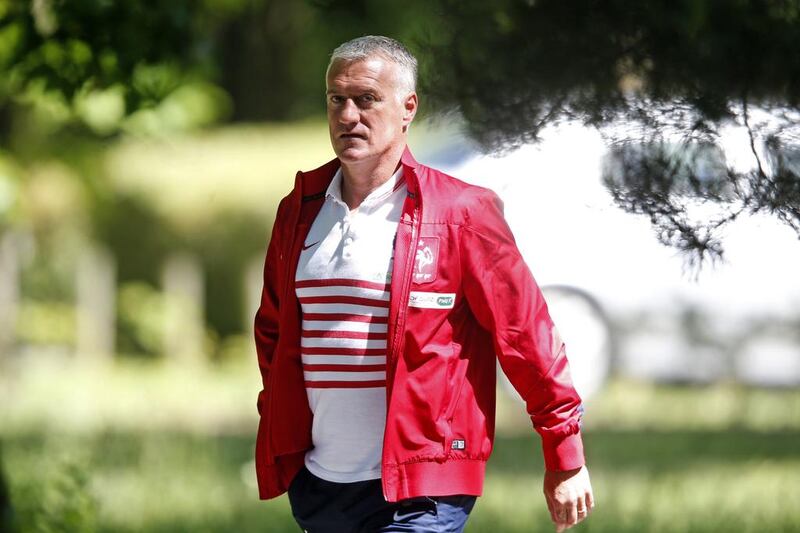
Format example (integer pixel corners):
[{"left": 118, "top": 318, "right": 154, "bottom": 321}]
[
  {"left": 555, "top": 510, "right": 569, "bottom": 533},
  {"left": 551, "top": 500, "right": 566, "bottom": 531},
  {"left": 555, "top": 492, "right": 595, "bottom": 531},
  {"left": 586, "top": 488, "right": 595, "bottom": 510},
  {"left": 576, "top": 498, "right": 586, "bottom": 517},
  {"left": 552, "top": 500, "right": 575, "bottom": 532},
  {"left": 576, "top": 494, "right": 589, "bottom": 525},
  {"left": 566, "top": 500, "right": 578, "bottom": 526}
]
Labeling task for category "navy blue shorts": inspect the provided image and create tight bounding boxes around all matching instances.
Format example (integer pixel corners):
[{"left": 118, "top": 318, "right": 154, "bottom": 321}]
[{"left": 287, "top": 465, "right": 477, "bottom": 532}]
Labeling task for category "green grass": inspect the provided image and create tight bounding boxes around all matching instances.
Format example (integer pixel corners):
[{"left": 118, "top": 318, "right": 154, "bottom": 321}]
[{"left": 2, "top": 359, "right": 800, "bottom": 532}]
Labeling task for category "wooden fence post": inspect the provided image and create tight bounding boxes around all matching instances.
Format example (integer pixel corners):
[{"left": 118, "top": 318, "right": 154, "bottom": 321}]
[
  {"left": 75, "top": 244, "right": 116, "bottom": 364},
  {"left": 162, "top": 253, "right": 205, "bottom": 365},
  {"left": 0, "top": 232, "right": 19, "bottom": 358}
]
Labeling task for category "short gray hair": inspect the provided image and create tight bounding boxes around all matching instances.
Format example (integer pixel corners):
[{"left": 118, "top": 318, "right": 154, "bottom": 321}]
[{"left": 327, "top": 35, "right": 418, "bottom": 94}]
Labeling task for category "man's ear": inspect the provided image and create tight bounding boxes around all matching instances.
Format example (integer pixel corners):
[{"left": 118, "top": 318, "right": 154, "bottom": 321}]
[{"left": 402, "top": 92, "right": 418, "bottom": 133}]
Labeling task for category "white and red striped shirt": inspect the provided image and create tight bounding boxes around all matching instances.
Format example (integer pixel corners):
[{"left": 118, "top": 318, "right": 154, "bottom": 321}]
[{"left": 295, "top": 166, "right": 405, "bottom": 482}]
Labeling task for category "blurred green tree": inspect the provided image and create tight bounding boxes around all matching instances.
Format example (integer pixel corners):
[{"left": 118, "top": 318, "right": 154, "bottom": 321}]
[
  {"left": 0, "top": 0, "right": 204, "bottom": 139},
  {"left": 0, "top": 0, "right": 436, "bottom": 138}
]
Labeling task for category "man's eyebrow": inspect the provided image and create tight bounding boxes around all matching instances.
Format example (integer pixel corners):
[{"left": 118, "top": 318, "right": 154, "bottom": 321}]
[{"left": 326, "top": 85, "right": 379, "bottom": 94}]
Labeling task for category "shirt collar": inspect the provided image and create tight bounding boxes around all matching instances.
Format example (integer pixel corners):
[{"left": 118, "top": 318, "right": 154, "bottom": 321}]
[
  {"left": 326, "top": 166, "right": 405, "bottom": 209},
  {"left": 325, "top": 167, "right": 345, "bottom": 204}
]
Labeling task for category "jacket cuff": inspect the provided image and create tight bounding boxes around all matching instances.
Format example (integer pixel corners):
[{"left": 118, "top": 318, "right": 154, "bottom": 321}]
[{"left": 542, "top": 432, "right": 585, "bottom": 471}]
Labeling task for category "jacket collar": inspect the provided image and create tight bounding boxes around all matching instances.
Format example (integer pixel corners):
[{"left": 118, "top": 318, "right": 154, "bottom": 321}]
[{"left": 298, "top": 145, "right": 421, "bottom": 202}]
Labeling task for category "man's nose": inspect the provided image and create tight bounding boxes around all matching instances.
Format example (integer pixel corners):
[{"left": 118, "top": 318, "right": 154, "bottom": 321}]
[{"left": 338, "top": 98, "right": 359, "bottom": 125}]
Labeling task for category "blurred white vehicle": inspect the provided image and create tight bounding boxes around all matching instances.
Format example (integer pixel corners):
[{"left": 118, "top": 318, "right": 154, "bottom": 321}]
[{"left": 416, "top": 122, "right": 800, "bottom": 397}]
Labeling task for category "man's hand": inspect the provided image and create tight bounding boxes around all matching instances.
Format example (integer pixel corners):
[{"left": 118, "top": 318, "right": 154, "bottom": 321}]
[{"left": 543, "top": 465, "right": 594, "bottom": 532}]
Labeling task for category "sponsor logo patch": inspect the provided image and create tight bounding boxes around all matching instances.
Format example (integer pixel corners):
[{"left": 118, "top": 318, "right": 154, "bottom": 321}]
[
  {"left": 451, "top": 439, "right": 466, "bottom": 450},
  {"left": 408, "top": 291, "right": 456, "bottom": 309},
  {"left": 413, "top": 237, "right": 439, "bottom": 283}
]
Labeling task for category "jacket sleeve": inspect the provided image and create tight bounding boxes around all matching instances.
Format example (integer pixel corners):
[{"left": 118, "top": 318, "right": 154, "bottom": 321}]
[
  {"left": 460, "top": 189, "right": 585, "bottom": 471},
  {"left": 254, "top": 198, "right": 287, "bottom": 416}
]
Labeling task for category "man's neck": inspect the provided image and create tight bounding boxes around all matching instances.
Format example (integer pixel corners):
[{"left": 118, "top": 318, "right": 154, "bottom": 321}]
[{"left": 340, "top": 145, "right": 405, "bottom": 210}]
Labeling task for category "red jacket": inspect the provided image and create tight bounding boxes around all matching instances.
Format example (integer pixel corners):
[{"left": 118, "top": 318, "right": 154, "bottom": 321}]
[{"left": 254, "top": 147, "right": 584, "bottom": 502}]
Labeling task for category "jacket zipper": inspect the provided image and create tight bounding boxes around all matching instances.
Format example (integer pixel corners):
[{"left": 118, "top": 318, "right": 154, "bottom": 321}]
[
  {"left": 386, "top": 175, "right": 422, "bottom": 390},
  {"left": 387, "top": 219, "right": 418, "bottom": 385},
  {"left": 382, "top": 173, "right": 421, "bottom": 500}
]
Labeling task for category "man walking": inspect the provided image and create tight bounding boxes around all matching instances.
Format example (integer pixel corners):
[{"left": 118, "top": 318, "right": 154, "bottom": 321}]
[{"left": 254, "top": 35, "right": 593, "bottom": 532}]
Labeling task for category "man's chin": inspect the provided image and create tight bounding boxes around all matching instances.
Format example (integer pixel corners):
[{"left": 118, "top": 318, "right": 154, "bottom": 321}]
[{"left": 335, "top": 146, "right": 373, "bottom": 162}]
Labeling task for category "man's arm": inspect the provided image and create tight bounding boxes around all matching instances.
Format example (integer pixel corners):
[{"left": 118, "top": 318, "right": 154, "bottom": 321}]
[
  {"left": 459, "top": 189, "right": 594, "bottom": 530},
  {"left": 254, "top": 199, "right": 287, "bottom": 415}
]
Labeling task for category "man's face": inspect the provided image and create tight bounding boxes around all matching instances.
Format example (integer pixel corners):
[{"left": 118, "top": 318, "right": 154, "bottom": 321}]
[{"left": 326, "top": 56, "right": 417, "bottom": 164}]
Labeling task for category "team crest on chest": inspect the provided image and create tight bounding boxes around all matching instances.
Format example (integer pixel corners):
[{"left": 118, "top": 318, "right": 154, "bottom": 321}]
[{"left": 413, "top": 237, "right": 439, "bottom": 283}]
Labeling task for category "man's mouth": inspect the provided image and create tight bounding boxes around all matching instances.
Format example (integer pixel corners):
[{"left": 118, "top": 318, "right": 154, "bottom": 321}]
[{"left": 340, "top": 133, "right": 366, "bottom": 140}]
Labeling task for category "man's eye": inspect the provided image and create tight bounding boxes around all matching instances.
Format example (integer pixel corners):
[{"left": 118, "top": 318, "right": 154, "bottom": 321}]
[
  {"left": 329, "top": 95, "right": 344, "bottom": 104},
  {"left": 359, "top": 94, "right": 376, "bottom": 104}
]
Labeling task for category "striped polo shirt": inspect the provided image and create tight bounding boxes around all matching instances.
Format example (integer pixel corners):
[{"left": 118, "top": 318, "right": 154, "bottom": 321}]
[{"left": 295, "top": 165, "right": 405, "bottom": 482}]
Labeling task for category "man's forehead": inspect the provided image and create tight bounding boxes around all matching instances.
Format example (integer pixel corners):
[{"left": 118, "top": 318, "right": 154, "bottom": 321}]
[{"left": 326, "top": 56, "right": 397, "bottom": 86}]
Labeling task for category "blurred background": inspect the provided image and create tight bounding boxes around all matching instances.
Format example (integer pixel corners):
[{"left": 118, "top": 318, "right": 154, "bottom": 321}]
[{"left": 1, "top": 1, "right": 799, "bottom": 531}]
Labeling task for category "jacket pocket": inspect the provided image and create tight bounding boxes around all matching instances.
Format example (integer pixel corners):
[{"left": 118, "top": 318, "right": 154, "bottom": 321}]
[{"left": 442, "top": 341, "right": 468, "bottom": 453}]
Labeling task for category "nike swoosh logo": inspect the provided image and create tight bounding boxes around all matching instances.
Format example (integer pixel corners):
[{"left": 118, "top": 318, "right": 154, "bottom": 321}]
[
  {"left": 302, "top": 241, "right": 320, "bottom": 251},
  {"left": 392, "top": 499, "right": 435, "bottom": 523},
  {"left": 392, "top": 508, "right": 428, "bottom": 523}
]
